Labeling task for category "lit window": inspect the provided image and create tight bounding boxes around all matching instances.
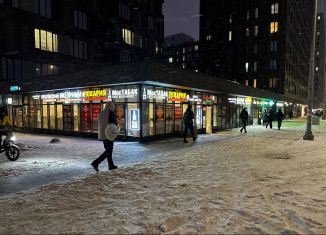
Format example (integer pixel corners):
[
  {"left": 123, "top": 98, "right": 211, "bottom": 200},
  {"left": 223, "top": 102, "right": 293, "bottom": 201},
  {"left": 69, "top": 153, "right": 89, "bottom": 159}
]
[
  {"left": 316, "top": 67, "right": 319, "bottom": 71},
  {"left": 183, "top": 48, "right": 186, "bottom": 53},
  {"left": 254, "top": 26, "right": 258, "bottom": 36},
  {"left": 247, "top": 10, "right": 250, "bottom": 20},
  {"left": 155, "top": 42, "right": 160, "bottom": 54},
  {"left": 246, "top": 28, "right": 249, "bottom": 37},
  {"left": 122, "top": 28, "right": 134, "bottom": 45},
  {"left": 245, "top": 80, "right": 249, "bottom": 86},
  {"left": 271, "top": 3, "right": 279, "bottom": 14},
  {"left": 269, "top": 77, "right": 277, "bottom": 88},
  {"left": 194, "top": 45, "right": 199, "bottom": 51},
  {"left": 34, "top": 29, "right": 40, "bottom": 49},
  {"left": 317, "top": 51, "right": 320, "bottom": 56},
  {"left": 169, "top": 57, "right": 173, "bottom": 63},
  {"left": 317, "top": 32, "right": 320, "bottom": 36},
  {"left": 206, "top": 35, "right": 212, "bottom": 40},
  {"left": 253, "top": 79, "right": 257, "bottom": 88},
  {"left": 229, "top": 15, "right": 232, "bottom": 23},
  {"left": 245, "top": 62, "right": 249, "bottom": 72},
  {"left": 182, "top": 63, "right": 186, "bottom": 69},
  {"left": 183, "top": 56, "right": 185, "bottom": 61},
  {"left": 229, "top": 31, "right": 232, "bottom": 41},
  {"left": 270, "top": 22, "right": 279, "bottom": 33},
  {"left": 318, "top": 15, "right": 321, "bottom": 20},
  {"left": 34, "top": 28, "right": 58, "bottom": 52},
  {"left": 255, "top": 8, "right": 259, "bottom": 18}
]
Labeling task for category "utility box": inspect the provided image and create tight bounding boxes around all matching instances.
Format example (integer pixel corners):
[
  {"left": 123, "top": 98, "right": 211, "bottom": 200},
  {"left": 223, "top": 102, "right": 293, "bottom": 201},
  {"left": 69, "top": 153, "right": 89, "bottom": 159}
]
[{"left": 312, "top": 115, "right": 320, "bottom": 125}]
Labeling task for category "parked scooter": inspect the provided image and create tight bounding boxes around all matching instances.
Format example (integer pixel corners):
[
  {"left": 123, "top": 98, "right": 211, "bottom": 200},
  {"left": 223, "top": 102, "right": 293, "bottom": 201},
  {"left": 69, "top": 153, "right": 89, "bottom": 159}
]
[{"left": 0, "top": 131, "right": 20, "bottom": 161}]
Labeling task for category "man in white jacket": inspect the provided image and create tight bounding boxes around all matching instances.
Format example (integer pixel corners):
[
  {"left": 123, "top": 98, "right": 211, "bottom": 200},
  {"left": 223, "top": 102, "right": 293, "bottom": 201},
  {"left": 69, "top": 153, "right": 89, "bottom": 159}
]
[{"left": 91, "top": 102, "right": 118, "bottom": 171}]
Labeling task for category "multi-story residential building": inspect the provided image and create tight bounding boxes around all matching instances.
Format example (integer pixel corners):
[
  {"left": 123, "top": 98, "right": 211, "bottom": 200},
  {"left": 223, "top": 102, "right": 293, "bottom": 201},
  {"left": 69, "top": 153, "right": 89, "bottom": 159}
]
[
  {"left": 313, "top": 13, "right": 325, "bottom": 108},
  {"left": 200, "top": 0, "right": 314, "bottom": 104},
  {"left": 162, "top": 33, "right": 199, "bottom": 71},
  {"left": 0, "top": 0, "right": 164, "bottom": 88}
]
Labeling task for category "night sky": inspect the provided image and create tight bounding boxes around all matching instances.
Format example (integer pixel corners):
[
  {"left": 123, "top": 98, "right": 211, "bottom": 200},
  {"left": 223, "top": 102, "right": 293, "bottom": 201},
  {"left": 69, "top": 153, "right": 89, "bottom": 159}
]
[
  {"left": 163, "top": 0, "right": 326, "bottom": 41},
  {"left": 163, "top": 0, "right": 200, "bottom": 40}
]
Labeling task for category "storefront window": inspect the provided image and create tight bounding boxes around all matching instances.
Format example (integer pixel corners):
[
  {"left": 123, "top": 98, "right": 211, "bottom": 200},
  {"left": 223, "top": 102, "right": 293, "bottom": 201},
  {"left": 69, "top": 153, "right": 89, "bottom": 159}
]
[
  {"left": 29, "top": 104, "right": 35, "bottom": 128},
  {"left": 174, "top": 103, "right": 182, "bottom": 132},
  {"left": 80, "top": 103, "right": 91, "bottom": 132},
  {"left": 57, "top": 104, "right": 63, "bottom": 131},
  {"left": 49, "top": 104, "right": 55, "bottom": 129},
  {"left": 23, "top": 105, "right": 28, "bottom": 127},
  {"left": 166, "top": 104, "right": 174, "bottom": 133},
  {"left": 35, "top": 103, "right": 41, "bottom": 128},
  {"left": 63, "top": 104, "right": 73, "bottom": 131},
  {"left": 115, "top": 104, "right": 126, "bottom": 135},
  {"left": 142, "top": 103, "right": 154, "bottom": 137},
  {"left": 42, "top": 105, "right": 48, "bottom": 129},
  {"left": 73, "top": 104, "right": 79, "bottom": 131},
  {"left": 155, "top": 103, "right": 165, "bottom": 134},
  {"left": 91, "top": 103, "right": 101, "bottom": 133},
  {"left": 213, "top": 105, "right": 218, "bottom": 127},
  {"left": 196, "top": 105, "right": 202, "bottom": 129},
  {"left": 127, "top": 103, "right": 140, "bottom": 137}
]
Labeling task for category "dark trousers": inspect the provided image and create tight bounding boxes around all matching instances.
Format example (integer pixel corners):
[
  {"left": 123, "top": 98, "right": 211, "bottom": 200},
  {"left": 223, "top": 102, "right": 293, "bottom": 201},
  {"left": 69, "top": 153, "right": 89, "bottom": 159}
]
[
  {"left": 240, "top": 120, "right": 247, "bottom": 132},
  {"left": 277, "top": 120, "right": 282, "bottom": 130},
  {"left": 93, "top": 140, "right": 115, "bottom": 167},
  {"left": 183, "top": 124, "right": 194, "bottom": 140},
  {"left": 266, "top": 121, "right": 272, "bottom": 129}
]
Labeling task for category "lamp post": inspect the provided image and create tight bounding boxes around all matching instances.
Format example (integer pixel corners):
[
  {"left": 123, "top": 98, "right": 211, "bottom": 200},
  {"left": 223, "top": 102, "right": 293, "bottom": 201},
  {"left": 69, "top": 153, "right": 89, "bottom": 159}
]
[{"left": 303, "top": 0, "right": 318, "bottom": 141}]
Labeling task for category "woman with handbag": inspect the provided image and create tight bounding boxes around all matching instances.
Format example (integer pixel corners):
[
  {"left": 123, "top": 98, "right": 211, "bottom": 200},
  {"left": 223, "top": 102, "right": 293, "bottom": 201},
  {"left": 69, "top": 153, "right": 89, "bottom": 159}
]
[{"left": 91, "top": 102, "right": 118, "bottom": 172}]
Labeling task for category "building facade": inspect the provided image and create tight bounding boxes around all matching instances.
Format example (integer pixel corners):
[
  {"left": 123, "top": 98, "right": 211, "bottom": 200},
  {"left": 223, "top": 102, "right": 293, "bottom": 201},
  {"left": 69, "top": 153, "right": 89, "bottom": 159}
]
[
  {"left": 313, "top": 13, "right": 325, "bottom": 109},
  {"left": 162, "top": 33, "right": 200, "bottom": 71},
  {"left": 0, "top": 0, "right": 164, "bottom": 99},
  {"left": 200, "top": 0, "right": 314, "bottom": 104}
]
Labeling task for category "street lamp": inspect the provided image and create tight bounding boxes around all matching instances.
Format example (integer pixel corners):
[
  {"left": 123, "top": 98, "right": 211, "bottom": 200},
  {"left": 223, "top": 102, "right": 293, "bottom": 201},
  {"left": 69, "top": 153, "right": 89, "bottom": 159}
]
[{"left": 303, "top": 0, "right": 318, "bottom": 141}]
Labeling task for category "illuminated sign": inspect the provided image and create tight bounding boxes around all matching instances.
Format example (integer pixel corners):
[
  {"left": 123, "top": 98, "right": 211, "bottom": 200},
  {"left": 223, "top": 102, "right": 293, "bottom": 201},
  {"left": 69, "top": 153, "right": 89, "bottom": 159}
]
[
  {"left": 83, "top": 90, "right": 107, "bottom": 100},
  {"left": 168, "top": 91, "right": 188, "bottom": 102},
  {"left": 188, "top": 95, "right": 202, "bottom": 102},
  {"left": 10, "top": 86, "right": 21, "bottom": 92},
  {"left": 7, "top": 98, "right": 13, "bottom": 104},
  {"left": 143, "top": 88, "right": 168, "bottom": 100},
  {"left": 203, "top": 95, "right": 215, "bottom": 104},
  {"left": 108, "top": 89, "right": 138, "bottom": 99},
  {"left": 228, "top": 97, "right": 252, "bottom": 105},
  {"left": 130, "top": 109, "right": 140, "bottom": 130},
  {"left": 276, "top": 102, "right": 284, "bottom": 107}
]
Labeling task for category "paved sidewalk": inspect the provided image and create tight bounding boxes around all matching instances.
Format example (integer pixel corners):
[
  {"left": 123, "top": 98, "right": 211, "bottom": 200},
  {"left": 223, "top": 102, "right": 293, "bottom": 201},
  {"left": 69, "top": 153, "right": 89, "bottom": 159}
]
[{"left": 0, "top": 129, "right": 245, "bottom": 196}]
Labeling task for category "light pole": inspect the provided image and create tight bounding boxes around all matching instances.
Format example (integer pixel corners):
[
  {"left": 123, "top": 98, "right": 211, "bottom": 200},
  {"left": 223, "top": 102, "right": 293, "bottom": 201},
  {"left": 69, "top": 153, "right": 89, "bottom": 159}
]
[{"left": 303, "top": 0, "right": 318, "bottom": 141}]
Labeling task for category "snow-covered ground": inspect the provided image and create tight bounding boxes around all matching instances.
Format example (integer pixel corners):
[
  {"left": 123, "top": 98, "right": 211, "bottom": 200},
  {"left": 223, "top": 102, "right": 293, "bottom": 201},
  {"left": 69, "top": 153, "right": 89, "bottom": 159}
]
[{"left": 0, "top": 119, "right": 326, "bottom": 234}]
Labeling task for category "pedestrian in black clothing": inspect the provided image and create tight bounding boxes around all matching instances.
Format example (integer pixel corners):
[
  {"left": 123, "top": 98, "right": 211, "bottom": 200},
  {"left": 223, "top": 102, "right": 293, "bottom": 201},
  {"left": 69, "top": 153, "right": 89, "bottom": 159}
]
[
  {"left": 266, "top": 109, "right": 273, "bottom": 129},
  {"left": 276, "top": 109, "right": 284, "bottom": 130},
  {"left": 183, "top": 104, "right": 196, "bottom": 143},
  {"left": 289, "top": 110, "right": 293, "bottom": 120},
  {"left": 240, "top": 107, "right": 249, "bottom": 133},
  {"left": 91, "top": 102, "right": 118, "bottom": 172},
  {"left": 262, "top": 108, "right": 268, "bottom": 126}
]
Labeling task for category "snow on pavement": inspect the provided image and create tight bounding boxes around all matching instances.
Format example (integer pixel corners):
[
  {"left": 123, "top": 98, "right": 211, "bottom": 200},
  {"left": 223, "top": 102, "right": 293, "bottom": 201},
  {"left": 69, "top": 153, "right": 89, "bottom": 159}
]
[{"left": 0, "top": 119, "right": 326, "bottom": 234}]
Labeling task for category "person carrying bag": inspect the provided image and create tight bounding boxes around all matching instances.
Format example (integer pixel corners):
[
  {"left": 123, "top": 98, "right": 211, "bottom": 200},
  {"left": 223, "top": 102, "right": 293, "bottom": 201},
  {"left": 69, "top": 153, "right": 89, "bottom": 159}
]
[{"left": 91, "top": 102, "right": 118, "bottom": 172}]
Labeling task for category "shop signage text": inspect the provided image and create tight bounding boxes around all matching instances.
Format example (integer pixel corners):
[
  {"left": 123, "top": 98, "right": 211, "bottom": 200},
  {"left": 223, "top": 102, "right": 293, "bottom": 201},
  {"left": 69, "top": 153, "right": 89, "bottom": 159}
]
[
  {"left": 143, "top": 88, "right": 168, "bottom": 100},
  {"left": 168, "top": 92, "right": 188, "bottom": 102},
  {"left": 108, "top": 88, "right": 138, "bottom": 99}
]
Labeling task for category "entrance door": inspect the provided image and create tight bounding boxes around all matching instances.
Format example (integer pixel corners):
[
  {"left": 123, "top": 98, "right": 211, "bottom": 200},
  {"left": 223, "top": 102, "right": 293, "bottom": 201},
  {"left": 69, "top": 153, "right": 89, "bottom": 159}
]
[
  {"left": 206, "top": 106, "right": 212, "bottom": 134},
  {"left": 12, "top": 106, "right": 23, "bottom": 127}
]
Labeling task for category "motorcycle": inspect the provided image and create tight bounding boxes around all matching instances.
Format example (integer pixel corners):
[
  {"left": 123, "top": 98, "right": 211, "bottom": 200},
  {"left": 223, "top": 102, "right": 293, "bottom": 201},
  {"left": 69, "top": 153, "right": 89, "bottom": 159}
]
[{"left": 0, "top": 131, "right": 20, "bottom": 161}]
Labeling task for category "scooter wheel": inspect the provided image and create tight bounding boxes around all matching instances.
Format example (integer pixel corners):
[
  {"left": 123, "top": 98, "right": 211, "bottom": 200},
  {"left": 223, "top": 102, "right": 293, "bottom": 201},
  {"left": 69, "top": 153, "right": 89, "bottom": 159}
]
[{"left": 6, "top": 146, "right": 20, "bottom": 161}]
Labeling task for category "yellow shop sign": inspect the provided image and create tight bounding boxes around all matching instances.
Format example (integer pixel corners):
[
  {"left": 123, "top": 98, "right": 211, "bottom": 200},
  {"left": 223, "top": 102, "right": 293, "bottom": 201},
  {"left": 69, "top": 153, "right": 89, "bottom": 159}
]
[
  {"left": 83, "top": 89, "right": 107, "bottom": 100},
  {"left": 168, "top": 91, "right": 188, "bottom": 102}
]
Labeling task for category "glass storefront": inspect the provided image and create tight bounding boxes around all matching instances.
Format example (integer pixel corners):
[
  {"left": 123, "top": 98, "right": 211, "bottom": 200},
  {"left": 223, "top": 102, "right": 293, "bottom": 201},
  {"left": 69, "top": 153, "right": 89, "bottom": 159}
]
[{"left": 3, "top": 82, "right": 291, "bottom": 141}]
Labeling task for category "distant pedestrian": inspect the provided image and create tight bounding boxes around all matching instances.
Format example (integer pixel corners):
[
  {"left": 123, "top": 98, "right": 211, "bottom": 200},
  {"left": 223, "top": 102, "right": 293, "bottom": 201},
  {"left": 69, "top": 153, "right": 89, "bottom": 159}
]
[
  {"left": 183, "top": 104, "right": 196, "bottom": 143},
  {"left": 262, "top": 108, "right": 268, "bottom": 126},
  {"left": 91, "top": 102, "right": 118, "bottom": 172},
  {"left": 289, "top": 110, "right": 293, "bottom": 120},
  {"left": 240, "top": 107, "right": 249, "bottom": 133},
  {"left": 266, "top": 109, "right": 274, "bottom": 129},
  {"left": 276, "top": 109, "right": 284, "bottom": 130}
]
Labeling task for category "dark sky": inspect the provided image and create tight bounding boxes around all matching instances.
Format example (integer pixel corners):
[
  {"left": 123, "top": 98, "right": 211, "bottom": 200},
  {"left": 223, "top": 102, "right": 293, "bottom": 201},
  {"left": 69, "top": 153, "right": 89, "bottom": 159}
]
[
  {"left": 163, "top": 0, "right": 200, "bottom": 40},
  {"left": 163, "top": 0, "right": 326, "bottom": 41}
]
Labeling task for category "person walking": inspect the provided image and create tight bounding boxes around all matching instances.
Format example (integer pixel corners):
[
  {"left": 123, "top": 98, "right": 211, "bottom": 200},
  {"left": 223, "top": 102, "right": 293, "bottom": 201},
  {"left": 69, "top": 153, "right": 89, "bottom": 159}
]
[
  {"left": 262, "top": 108, "right": 268, "bottom": 126},
  {"left": 266, "top": 109, "right": 274, "bottom": 129},
  {"left": 91, "top": 102, "right": 118, "bottom": 172},
  {"left": 0, "top": 107, "right": 10, "bottom": 148},
  {"left": 276, "top": 109, "right": 284, "bottom": 130},
  {"left": 289, "top": 110, "right": 293, "bottom": 120},
  {"left": 240, "top": 107, "right": 249, "bottom": 133},
  {"left": 183, "top": 104, "right": 196, "bottom": 143}
]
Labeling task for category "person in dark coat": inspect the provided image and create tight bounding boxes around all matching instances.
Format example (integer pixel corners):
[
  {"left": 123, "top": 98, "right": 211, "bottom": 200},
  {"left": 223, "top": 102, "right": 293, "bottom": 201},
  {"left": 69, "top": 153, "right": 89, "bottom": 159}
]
[
  {"left": 262, "top": 108, "right": 268, "bottom": 126},
  {"left": 183, "top": 104, "right": 196, "bottom": 143},
  {"left": 91, "top": 102, "right": 118, "bottom": 172},
  {"left": 289, "top": 110, "right": 293, "bottom": 120},
  {"left": 240, "top": 107, "right": 249, "bottom": 133},
  {"left": 266, "top": 109, "right": 273, "bottom": 129},
  {"left": 276, "top": 109, "right": 284, "bottom": 130}
]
